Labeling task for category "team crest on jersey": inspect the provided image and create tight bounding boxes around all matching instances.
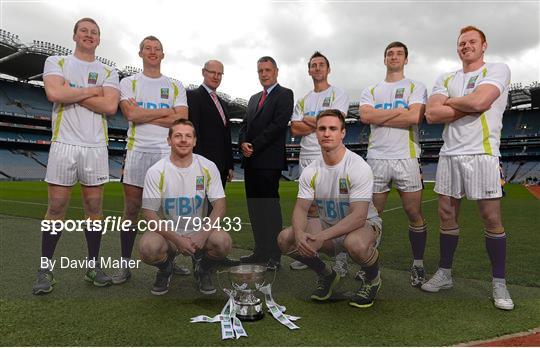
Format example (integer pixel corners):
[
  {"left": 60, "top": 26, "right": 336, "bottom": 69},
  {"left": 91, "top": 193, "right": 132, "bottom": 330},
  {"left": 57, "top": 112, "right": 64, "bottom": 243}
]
[
  {"left": 160, "top": 88, "right": 169, "bottom": 99},
  {"left": 196, "top": 176, "right": 205, "bottom": 191},
  {"left": 322, "top": 96, "right": 332, "bottom": 107},
  {"left": 87, "top": 72, "right": 98, "bottom": 84},
  {"left": 467, "top": 75, "right": 479, "bottom": 89},
  {"left": 395, "top": 88, "right": 405, "bottom": 99},
  {"left": 339, "top": 178, "right": 348, "bottom": 194}
]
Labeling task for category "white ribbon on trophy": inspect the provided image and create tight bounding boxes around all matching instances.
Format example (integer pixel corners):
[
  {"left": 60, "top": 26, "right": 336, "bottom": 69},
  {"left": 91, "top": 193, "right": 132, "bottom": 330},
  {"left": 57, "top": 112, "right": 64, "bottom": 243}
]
[{"left": 191, "top": 265, "right": 300, "bottom": 339}]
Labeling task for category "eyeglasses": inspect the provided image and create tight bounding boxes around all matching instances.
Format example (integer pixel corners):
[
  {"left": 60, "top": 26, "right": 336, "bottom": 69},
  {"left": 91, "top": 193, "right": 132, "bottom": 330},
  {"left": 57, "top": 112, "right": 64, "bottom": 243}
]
[{"left": 204, "top": 68, "right": 224, "bottom": 77}]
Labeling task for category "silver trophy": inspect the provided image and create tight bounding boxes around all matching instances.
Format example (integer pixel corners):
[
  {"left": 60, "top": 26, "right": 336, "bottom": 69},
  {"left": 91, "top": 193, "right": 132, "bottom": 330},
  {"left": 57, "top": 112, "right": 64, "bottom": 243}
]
[{"left": 218, "top": 264, "right": 276, "bottom": 321}]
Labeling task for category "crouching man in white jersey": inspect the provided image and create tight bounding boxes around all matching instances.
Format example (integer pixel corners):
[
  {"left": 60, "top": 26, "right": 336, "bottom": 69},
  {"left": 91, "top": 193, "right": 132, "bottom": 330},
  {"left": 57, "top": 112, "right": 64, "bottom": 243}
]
[
  {"left": 424, "top": 26, "right": 513, "bottom": 310},
  {"left": 289, "top": 51, "right": 350, "bottom": 275},
  {"left": 359, "top": 41, "right": 428, "bottom": 287},
  {"left": 278, "top": 109, "right": 382, "bottom": 308},
  {"left": 33, "top": 18, "right": 120, "bottom": 295},
  {"left": 112, "top": 36, "right": 189, "bottom": 284},
  {"left": 140, "top": 119, "right": 233, "bottom": 295}
]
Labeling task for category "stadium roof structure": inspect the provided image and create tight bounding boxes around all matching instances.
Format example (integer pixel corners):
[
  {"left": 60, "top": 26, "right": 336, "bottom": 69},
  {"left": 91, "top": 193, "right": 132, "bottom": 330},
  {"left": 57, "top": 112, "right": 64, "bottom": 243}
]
[{"left": 0, "top": 28, "right": 249, "bottom": 117}]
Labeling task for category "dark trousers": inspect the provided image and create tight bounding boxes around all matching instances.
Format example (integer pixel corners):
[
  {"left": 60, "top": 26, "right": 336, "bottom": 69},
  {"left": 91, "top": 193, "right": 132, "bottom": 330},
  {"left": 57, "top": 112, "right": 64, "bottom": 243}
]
[{"left": 244, "top": 167, "right": 282, "bottom": 261}]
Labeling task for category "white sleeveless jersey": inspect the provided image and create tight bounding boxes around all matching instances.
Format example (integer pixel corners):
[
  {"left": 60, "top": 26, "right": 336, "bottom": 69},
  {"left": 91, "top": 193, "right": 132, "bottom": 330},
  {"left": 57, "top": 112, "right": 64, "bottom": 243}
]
[
  {"left": 43, "top": 55, "right": 120, "bottom": 147},
  {"left": 142, "top": 154, "right": 225, "bottom": 233},
  {"left": 431, "top": 63, "right": 510, "bottom": 156},
  {"left": 298, "top": 149, "right": 378, "bottom": 230},
  {"left": 291, "top": 86, "right": 349, "bottom": 158},
  {"left": 120, "top": 73, "right": 188, "bottom": 153},
  {"left": 359, "top": 78, "right": 426, "bottom": 159}
]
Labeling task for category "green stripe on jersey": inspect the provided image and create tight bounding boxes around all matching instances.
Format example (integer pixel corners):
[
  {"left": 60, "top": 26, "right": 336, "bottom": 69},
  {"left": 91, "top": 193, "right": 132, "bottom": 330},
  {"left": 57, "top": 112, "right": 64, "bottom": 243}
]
[
  {"left": 127, "top": 124, "right": 136, "bottom": 150},
  {"left": 480, "top": 113, "right": 493, "bottom": 155},
  {"left": 408, "top": 127, "right": 416, "bottom": 158},
  {"left": 51, "top": 104, "right": 64, "bottom": 141}
]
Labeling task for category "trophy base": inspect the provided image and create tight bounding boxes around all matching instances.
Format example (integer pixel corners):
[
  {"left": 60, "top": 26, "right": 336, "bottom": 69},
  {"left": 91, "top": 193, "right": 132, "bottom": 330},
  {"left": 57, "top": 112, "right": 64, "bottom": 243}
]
[
  {"left": 236, "top": 311, "right": 264, "bottom": 322},
  {"left": 234, "top": 301, "right": 265, "bottom": 322}
]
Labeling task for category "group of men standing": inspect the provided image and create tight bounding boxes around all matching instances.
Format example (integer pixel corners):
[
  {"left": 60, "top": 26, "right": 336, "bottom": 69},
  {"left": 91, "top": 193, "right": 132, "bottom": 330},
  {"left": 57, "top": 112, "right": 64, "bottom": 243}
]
[{"left": 32, "top": 17, "right": 513, "bottom": 311}]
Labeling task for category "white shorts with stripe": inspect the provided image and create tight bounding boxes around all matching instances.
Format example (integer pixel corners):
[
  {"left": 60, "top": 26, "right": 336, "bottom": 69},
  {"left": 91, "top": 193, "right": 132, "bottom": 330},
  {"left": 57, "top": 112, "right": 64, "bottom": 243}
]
[
  {"left": 333, "top": 216, "right": 383, "bottom": 255},
  {"left": 367, "top": 158, "right": 423, "bottom": 193},
  {"left": 122, "top": 150, "right": 169, "bottom": 188},
  {"left": 305, "top": 216, "right": 382, "bottom": 255},
  {"left": 299, "top": 155, "right": 321, "bottom": 175},
  {"left": 45, "top": 142, "right": 109, "bottom": 186},
  {"left": 434, "top": 155, "right": 503, "bottom": 200}
]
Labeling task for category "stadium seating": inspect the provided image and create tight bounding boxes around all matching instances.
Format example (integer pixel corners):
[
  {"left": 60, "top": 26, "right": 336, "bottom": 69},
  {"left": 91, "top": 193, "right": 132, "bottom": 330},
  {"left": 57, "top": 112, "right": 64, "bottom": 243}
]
[
  {"left": 0, "top": 149, "right": 47, "bottom": 180},
  {"left": 512, "top": 161, "right": 540, "bottom": 183},
  {"left": 0, "top": 79, "right": 51, "bottom": 116}
]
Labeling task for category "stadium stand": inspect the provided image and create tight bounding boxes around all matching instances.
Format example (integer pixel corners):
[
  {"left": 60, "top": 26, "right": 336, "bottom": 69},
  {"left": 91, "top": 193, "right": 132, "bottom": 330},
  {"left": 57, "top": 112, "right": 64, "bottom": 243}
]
[
  {"left": 0, "top": 148, "right": 47, "bottom": 180},
  {"left": 1, "top": 28, "right": 539, "bottom": 184}
]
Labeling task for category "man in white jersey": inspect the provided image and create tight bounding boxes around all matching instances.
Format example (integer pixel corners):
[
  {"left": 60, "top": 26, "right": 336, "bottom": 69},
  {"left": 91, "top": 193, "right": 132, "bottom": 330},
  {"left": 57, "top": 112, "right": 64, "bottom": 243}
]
[
  {"left": 140, "top": 119, "right": 233, "bottom": 295},
  {"left": 289, "top": 51, "right": 350, "bottom": 275},
  {"left": 423, "top": 26, "right": 513, "bottom": 310},
  {"left": 112, "top": 36, "right": 189, "bottom": 285},
  {"left": 278, "top": 109, "right": 383, "bottom": 308},
  {"left": 33, "top": 18, "right": 120, "bottom": 295},
  {"left": 359, "top": 41, "right": 428, "bottom": 287}
]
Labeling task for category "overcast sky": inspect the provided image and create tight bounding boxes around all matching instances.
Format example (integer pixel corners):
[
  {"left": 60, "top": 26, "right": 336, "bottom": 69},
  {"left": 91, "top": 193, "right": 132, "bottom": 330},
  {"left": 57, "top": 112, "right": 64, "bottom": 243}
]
[{"left": 1, "top": 0, "right": 538, "bottom": 101}]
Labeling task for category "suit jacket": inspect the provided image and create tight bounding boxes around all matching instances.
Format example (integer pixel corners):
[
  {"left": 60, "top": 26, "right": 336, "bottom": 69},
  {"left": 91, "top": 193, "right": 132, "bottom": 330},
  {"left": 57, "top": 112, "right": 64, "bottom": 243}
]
[
  {"left": 238, "top": 84, "right": 294, "bottom": 170},
  {"left": 187, "top": 85, "right": 233, "bottom": 173}
]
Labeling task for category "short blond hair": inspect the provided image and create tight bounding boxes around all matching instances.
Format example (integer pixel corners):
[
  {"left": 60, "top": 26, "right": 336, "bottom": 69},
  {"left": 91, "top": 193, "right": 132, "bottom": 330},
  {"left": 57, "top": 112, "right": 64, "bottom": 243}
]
[
  {"left": 139, "top": 35, "right": 163, "bottom": 52},
  {"left": 73, "top": 17, "right": 100, "bottom": 36}
]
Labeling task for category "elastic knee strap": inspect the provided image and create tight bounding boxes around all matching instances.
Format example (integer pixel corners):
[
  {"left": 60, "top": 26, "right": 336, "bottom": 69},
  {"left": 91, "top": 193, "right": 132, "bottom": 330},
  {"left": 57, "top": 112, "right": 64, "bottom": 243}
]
[
  {"left": 360, "top": 248, "right": 379, "bottom": 267},
  {"left": 440, "top": 227, "right": 459, "bottom": 236},
  {"left": 485, "top": 229, "right": 505, "bottom": 238},
  {"left": 409, "top": 223, "right": 427, "bottom": 232}
]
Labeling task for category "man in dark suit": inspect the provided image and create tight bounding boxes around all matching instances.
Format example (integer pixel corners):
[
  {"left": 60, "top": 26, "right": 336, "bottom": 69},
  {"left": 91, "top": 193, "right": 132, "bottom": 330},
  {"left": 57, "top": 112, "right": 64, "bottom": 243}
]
[
  {"left": 188, "top": 60, "right": 233, "bottom": 187},
  {"left": 238, "top": 56, "right": 294, "bottom": 271},
  {"left": 187, "top": 60, "right": 239, "bottom": 268}
]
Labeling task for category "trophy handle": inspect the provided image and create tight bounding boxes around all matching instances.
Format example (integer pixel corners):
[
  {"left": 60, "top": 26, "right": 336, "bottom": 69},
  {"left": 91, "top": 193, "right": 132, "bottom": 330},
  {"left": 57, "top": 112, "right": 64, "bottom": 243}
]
[
  {"left": 216, "top": 269, "right": 234, "bottom": 296},
  {"left": 260, "top": 266, "right": 277, "bottom": 289}
]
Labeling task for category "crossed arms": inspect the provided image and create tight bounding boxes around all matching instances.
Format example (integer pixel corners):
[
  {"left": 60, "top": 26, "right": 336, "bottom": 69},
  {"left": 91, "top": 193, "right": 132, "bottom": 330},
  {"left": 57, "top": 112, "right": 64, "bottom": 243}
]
[
  {"left": 425, "top": 84, "right": 500, "bottom": 124},
  {"left": 44, "top": 75, "right": 119, "bottom": 115},
  {"left": 120, "top": 98, "right": 188, "bottom": 127},
  {"left": 360, "top": 103, "right": 425, "bottom": 128}
]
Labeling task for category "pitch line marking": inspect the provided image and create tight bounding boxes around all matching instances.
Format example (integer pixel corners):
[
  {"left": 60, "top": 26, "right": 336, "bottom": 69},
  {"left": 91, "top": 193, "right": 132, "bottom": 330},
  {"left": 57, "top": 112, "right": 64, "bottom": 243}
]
[
  {"left": 0, "top": 199, "right": 123, "bottom": 214},
  {"left": 0, "top": 197, "right": 439, "bottom": 224},
  {"left": 383, "top": 197, "right": 438, "bottom": 212}
]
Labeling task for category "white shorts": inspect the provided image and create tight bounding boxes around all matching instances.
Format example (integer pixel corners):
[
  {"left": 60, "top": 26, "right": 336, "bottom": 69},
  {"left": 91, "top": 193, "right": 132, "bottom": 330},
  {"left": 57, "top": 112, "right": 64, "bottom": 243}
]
[
  {"left": 122, "top": 150, "right": 169, "bottom": 188},
  {"left": 333, "top": 216, "right": 383, "bottom": 254},
  {"left": 45, "top": 142, "right": 108, "bottom": 186},
  {"left": 307, "top": 216, "right": 382, "bottom": 255},
  {"left": 299, "top": 155, "right": 321, "bottom": 175},
  {"left": 367, "top": 158, "right": 423, "bottom": 193},
  {"left": 434, "top": 155, "right": 503, "bottom": 200}
]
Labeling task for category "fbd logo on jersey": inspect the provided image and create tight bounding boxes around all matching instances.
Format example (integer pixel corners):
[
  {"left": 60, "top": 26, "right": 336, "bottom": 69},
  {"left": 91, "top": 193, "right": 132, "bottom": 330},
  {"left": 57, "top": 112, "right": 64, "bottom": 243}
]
[
  {"left": 87, "top": 72, "right": 98, "bottom": 84},
  {"left": 196, "top": 176, "right": 205, "bottom": 191},
  {"left": 395, "top": 88, "right": 405, "bottom": 99},
  {"left": 339, "top": 178, "right": 348, "bottom": 194},
  {"left": 161, "top": 88, "right": 169, "bottom": 99},
  {"left": 467, "top": 75, "right": 479, "bottom": 89}
]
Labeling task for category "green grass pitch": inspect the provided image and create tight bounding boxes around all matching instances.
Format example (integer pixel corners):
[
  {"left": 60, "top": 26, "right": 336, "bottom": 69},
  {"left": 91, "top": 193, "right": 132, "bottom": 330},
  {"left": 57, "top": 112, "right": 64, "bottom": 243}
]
[{"left": 0, "top": 181, "right": 539, "bottom": 346}]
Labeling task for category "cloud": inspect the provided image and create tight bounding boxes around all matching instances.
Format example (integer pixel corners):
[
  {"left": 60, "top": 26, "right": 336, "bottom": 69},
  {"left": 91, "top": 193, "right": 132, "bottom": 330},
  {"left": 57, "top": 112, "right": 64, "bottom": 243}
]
[{"left": 1, "top": 0, "right": 538, "bottom": 101}]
